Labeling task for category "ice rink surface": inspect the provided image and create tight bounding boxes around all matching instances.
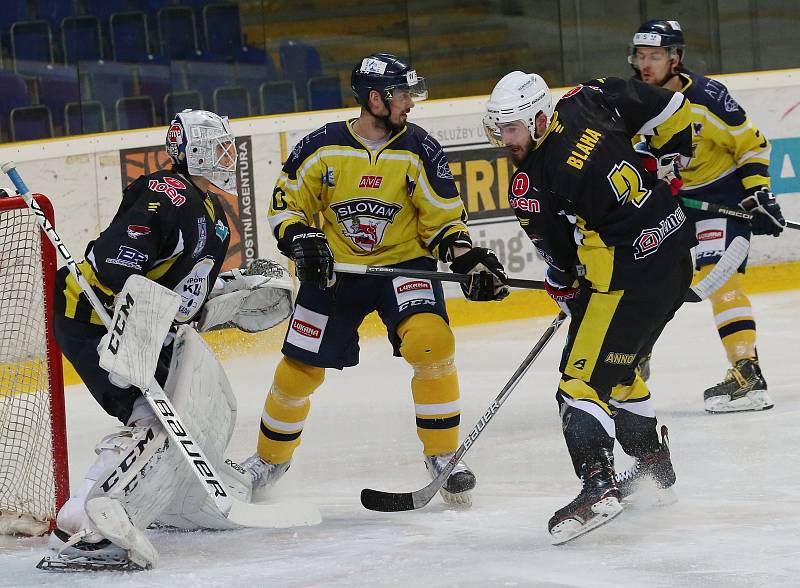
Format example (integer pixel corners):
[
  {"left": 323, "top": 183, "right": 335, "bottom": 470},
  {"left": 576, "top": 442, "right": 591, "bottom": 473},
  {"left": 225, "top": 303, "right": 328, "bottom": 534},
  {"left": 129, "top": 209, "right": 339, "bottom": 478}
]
[{"left": 2, "top": 289, "right": 799, "bottom": 587}]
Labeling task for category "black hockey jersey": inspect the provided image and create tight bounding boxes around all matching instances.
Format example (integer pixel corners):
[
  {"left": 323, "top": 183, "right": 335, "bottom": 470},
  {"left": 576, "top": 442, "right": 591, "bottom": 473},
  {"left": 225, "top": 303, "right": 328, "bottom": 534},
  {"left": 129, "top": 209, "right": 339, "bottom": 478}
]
[
  {"left": 510, "top": 77, "right": 695, "bottom": 292},
  {"left": 55, "top": 169, "right": 231, "bottom": 325}
]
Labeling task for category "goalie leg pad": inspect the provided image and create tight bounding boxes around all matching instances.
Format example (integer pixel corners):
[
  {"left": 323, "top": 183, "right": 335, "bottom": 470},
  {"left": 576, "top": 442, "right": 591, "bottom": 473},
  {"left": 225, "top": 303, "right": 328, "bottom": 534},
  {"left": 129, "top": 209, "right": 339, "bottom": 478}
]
[{"left": 155, "top": 325, "right": 245, "bottom": 530}]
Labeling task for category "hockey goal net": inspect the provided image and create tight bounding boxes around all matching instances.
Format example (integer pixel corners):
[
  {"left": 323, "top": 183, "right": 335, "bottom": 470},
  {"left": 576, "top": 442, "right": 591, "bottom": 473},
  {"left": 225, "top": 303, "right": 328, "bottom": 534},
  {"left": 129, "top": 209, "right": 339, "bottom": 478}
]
[{"left": 0, "top": 194, "right": 68, "bottom": 536}]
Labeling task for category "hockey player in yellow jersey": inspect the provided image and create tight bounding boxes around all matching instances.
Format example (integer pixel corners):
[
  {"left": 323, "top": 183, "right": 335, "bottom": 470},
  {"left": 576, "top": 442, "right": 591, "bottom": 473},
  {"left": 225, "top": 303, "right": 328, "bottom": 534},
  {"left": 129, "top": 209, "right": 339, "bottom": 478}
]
[
  {"left": 242, "top": 53, "right": 509, "bottom": 506},
  {"left": 629, "top": 20, "right": 786, "bottom": 413}
]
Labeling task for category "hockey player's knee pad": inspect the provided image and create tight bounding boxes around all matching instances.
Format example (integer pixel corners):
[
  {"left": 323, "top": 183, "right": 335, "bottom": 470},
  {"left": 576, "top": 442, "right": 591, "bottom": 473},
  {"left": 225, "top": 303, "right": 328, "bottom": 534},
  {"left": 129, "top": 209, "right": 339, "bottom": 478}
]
[
  {"left": 272, "top": 356, "right": 325, "bottom": 405},
  {"left": 398, "top": 313, "right": 456, "bottom": 379}
]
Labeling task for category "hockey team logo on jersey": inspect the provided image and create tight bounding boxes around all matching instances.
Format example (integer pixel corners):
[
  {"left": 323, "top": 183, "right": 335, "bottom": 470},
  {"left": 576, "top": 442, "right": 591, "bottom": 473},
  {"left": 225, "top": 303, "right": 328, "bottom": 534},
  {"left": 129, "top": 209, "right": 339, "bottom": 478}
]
[
  {"left": 633, "top": 205, "right": 686, "bottom": 260},
  {"left": 511, "top": 172, "right": 530, "bottom": 197},
  {"left": 148, "top": 177, "right": 187, "bottom": 206},
  {"left": 331, "top": 198, "right": 402, "bottom": 252},
  {"left": 358, "top": 175, "right": 383, "bottom": 189},
  {"left": 215, "top": 219, "right": 229, "bottom": 241},
  {"left": 192, "top": 218, "right": 207, "bottom": 258},
  {"left": 106, "top": 246, "right": 148, "bottom": 270},
  {"left": 126, "top": 225, "right": 151, "bottom": 239}
]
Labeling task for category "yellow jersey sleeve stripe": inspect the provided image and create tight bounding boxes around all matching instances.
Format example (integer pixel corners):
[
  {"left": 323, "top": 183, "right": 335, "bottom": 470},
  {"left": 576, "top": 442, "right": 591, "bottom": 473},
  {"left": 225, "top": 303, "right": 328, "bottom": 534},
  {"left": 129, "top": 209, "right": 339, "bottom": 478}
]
[{"left": 636, "top": 91, "right": 686, "bottom": 135}]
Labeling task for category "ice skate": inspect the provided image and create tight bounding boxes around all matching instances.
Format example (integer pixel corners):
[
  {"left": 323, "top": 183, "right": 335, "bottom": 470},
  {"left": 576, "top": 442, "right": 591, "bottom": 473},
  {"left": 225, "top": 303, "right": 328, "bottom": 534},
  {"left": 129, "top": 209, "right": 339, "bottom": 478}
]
[
  {"left": 704, "top": 358, "right": 774, "bottom": 413},
  {"left": 424, "top": 452, "right": 476, "bottom": 507},
  {"left": 615, "top": 425, "right": 677, "bottom": 505},
  {"left": 36, "top": 528, "right": 143, "bottom": 572},
  {"left": 242, "top": 454, "right": 291, "bottom": 502},
  {"left": 549, "top": 450, "right": 622, "bottom": 545}
]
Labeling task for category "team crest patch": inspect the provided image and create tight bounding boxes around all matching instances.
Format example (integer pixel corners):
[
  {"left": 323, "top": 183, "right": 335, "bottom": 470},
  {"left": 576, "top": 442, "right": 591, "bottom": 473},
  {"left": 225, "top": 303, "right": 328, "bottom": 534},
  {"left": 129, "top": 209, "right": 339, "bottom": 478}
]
[
  {"left": 215, "top": 219, "right": 229, "bottom": 241},
  {"left": 331, "top": 198, "right": 401, "bottom": 252}
]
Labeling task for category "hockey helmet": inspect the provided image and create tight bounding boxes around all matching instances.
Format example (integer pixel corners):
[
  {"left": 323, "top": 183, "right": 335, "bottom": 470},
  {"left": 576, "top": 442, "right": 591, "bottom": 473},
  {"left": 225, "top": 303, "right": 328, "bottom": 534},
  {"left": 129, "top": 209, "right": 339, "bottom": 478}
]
[
  {"left": 629, "top": 20, "right": 685, "bottom": 69},
  {"left": 166, "top": 109, "right": 238, "bottom": 195},
  {"left": 351, "top": 53, "right": 428, "bottom": 107},
  {"left": 483, "top": 71, "right": 554, "bottom": 147}
]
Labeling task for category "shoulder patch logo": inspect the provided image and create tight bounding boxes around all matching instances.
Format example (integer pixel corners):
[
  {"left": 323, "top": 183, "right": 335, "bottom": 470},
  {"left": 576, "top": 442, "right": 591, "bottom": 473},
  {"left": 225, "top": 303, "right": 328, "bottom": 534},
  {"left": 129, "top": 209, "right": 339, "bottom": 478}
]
[
  {"left": 126, "top": 225, "right": 151, "bottom": 239},
  {"left": 148, "top": 177, "right": 187, "bottom": 206},
  {"left": 214, "top": 219, "right": 229, "bottom": 241}
]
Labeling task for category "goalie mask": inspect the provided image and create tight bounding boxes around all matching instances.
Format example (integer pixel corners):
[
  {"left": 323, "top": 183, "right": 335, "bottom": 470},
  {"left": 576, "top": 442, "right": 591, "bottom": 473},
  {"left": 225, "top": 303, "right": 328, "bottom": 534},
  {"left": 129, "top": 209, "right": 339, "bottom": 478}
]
[
  {"left": 166, "top": 109, "right": 238, "bottom": 195},
  {"left": 483, "top": 71, "right": 554, "bottom": 148}
]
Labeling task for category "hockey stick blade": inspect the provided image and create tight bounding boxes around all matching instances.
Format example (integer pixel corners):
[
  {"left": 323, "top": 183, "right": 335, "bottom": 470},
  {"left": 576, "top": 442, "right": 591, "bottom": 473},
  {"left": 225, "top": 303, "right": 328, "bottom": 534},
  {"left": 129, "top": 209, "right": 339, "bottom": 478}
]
[
  {"left": 227, "top": 500, "right": 322, "bottom": 528},
  {"left": 361, "top": 313, "right": 568, "bottom": 512},
  {"left": 684, "top": 236, "right": 749, "bottom": 302}
]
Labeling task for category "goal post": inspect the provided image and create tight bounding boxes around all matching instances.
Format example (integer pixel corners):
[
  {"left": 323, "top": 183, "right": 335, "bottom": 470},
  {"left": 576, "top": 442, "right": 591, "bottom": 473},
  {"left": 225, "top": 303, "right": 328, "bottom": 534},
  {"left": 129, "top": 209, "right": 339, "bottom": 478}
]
[{"left": 0, "top": 194, "right": 68, "bottom": 536}]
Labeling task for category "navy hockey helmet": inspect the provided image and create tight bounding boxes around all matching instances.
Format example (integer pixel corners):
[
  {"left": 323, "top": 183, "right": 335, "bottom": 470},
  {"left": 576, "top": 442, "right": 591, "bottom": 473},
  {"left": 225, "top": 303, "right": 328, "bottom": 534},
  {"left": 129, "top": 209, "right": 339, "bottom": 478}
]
[
  {"left": 350, "top": 53, "right": 428, "bottom": 107},
  {"left": 629, "top": 20, "right": 686, "bottom": 68}
]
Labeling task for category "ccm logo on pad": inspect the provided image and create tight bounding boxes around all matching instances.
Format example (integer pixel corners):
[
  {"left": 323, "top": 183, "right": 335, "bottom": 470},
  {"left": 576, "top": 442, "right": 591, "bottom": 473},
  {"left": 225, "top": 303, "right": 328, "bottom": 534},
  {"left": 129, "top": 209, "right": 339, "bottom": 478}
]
[
  {"left": 359, "top": 175, "right": 384, "bottom": 189},
  {"left": 292, "top": 319, "right": 321, "bottom": 339}
]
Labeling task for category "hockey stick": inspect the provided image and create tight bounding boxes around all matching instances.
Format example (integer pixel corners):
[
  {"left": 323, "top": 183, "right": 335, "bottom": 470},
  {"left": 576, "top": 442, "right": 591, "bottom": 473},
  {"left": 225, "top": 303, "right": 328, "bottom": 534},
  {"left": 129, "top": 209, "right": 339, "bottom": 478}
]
[
  {"left": 360, "top": 311, "right": 568, "bottom": 512},
  {"left": 335, "top": 235, "right": 749, "bottom": 304},
  {"left": 681, "top": 196, "right": 799, "bottom": 230},
  {"left": 1, "top": 162, "right": 320, "bottom": 530}
]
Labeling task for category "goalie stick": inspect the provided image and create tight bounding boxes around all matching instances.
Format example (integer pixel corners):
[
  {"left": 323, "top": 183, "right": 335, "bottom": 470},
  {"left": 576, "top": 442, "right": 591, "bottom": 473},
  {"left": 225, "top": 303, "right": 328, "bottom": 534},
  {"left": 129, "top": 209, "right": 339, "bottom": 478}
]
[
  {"left": 681, "top": 196, "right": 799, "bottom": 230},
  {"left": 2, "top": 162, "right": 320, "bottom": 530},
  {"left": 360, "top": 312, "right": 568, "bottom": 512},
  {"left": 334, "top": 236, "right": 749, "bottom": 304}
]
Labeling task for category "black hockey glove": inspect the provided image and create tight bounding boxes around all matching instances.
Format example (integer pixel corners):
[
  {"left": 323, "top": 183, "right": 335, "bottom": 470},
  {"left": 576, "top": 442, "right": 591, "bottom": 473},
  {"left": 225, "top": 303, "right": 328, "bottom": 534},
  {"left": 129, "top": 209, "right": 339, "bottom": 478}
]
[
  {"left": 449, "top": 247, "right": 509, "bottom": 301},
  {"left": 279, "top": 224, "right": 335, "bottom": 288},
  {"left": 544, "top": 266, "right": 581, "bottom": 316},
  {"left": 740, "top": 187, "right": 785, "bottom": 237}
]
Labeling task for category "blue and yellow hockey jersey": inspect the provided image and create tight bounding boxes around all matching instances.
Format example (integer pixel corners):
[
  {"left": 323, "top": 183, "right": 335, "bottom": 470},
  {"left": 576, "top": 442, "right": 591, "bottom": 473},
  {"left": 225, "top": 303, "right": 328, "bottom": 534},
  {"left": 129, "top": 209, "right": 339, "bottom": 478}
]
[
  {"left": 268, "top": 120, "right": 469, "bottom": 266},
  {"left": 678, "top": 71, "right": 770, "bottom": 196}
]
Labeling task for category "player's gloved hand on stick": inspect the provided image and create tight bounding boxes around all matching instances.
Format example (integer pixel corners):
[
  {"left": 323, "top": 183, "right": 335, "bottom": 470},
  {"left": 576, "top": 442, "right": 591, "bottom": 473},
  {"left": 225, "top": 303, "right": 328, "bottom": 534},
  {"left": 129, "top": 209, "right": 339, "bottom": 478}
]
[
  {"left": 279, "top": 223, "right": 335, "bottom": 288},
  {"left": 739, "top": 187, "right": 785, "bottom": 236},
  {"left": 633, "top": 141, "right": 683, "bottom": 196},
  {"left": 450, "top": 247, "right": 509, "bottom": 301},
  {"left": 544, "top": 266, "right": 581, "bottom": 316}
]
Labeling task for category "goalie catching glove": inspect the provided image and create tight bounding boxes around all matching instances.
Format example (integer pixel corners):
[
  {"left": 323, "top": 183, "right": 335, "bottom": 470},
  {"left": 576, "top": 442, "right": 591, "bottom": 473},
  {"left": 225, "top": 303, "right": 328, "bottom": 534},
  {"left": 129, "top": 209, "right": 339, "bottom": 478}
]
[{"left": 197, "top": 259, "right": 294, "bottom": 332}]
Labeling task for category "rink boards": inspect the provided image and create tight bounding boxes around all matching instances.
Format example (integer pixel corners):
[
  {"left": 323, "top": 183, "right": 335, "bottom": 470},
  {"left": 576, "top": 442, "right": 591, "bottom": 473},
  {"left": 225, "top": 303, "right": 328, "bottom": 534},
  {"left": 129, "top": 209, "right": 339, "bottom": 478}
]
[{"left": 0, "top": 68, "right": 797, "bottom": 385}]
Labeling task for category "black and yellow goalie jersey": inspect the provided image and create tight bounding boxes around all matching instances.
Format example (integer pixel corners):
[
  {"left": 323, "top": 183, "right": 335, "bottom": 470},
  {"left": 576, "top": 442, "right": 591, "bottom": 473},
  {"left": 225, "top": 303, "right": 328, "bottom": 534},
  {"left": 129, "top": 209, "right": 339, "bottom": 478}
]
[
  {"left": 55, "top": 170, "right": 231, "bottom": 325},
  {"left": 268, "top": 120, "right": 469, "bottom": 265},
  {"left": 510, "top": 77, "right": 695, "bottom": 292}
]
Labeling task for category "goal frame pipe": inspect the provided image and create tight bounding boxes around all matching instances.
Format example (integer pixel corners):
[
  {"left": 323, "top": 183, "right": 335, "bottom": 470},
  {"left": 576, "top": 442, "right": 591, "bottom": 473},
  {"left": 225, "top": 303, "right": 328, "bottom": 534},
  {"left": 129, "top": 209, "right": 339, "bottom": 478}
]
[{"left": 0, "top": 194, "right": 69, "bottom": 528}]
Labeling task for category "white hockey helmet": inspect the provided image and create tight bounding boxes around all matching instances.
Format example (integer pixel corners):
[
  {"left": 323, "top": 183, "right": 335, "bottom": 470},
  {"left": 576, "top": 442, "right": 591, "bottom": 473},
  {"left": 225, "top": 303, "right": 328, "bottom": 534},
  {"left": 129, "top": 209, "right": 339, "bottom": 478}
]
[
  {"left": 483, "top": 71, "right": 554, "bottom": 147},
  {"left": 166, "top": 109, "right": 238, "bottom": 195}
]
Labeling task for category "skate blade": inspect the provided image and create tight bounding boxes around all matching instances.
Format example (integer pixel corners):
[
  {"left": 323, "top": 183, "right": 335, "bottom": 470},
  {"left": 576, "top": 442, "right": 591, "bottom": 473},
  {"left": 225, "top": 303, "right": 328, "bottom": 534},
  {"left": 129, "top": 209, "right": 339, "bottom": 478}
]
[
  {"left": 440, "top": 488, "right": 473, "bottom": 508},
  {"left": 36, "top": 555, "right": 145, "bottom": 572},
  {"left": 550, "top": 496, "right": 623, "bottom": 545},
  {"left": 705, "top": 390, "right": 774, "bottom": 413}
]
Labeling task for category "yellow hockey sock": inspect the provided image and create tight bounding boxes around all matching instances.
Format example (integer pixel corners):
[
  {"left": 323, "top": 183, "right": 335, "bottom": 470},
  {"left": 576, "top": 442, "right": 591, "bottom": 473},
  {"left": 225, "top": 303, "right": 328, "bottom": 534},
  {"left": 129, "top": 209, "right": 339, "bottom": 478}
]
[
  {"left": 398, "top": 313, "right": 460, "bottom": 457},
  {"left": 700, "top": 266, "right": 757, "bottom": 363},
  {"left": 256, "top": 357, "right": 324, "bottom": 464}
]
